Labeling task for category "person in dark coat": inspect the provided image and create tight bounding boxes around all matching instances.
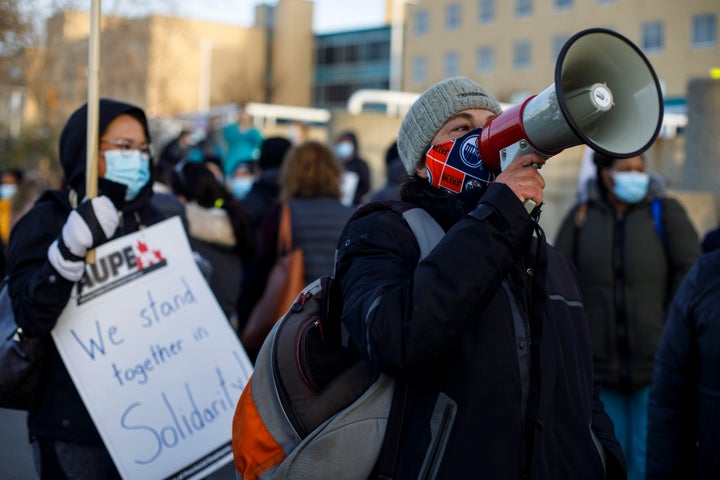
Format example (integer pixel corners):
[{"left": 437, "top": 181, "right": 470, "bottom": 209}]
[
  {"left": 367, "top": 140, "right": 405, "bottom": 203},
  {"left": 239, "top": 141, "right": 354, "bottom": 360},
  {"left": 700, "top": 225, "right": 720, "bottom": 253},
  {"left": 647, "top": 249, "right": 720, "bottom": 479},
  {"left": 6, "top": 99, "right": 166, "bottom": 478},
  {"left": 172, "top": 160, "right": 255, "bottom": 331},
  {"left": 241, "top": 136, "right": 292, "bottom": 228},
  {"left": 334, "top": 76, "right": 625, "bottom": 478},
  {"left": 333, "top": 130, "right": 371, "bottom": 205},
  {"left": 554, "top": 151, "right": 700, "bottom": 480}
]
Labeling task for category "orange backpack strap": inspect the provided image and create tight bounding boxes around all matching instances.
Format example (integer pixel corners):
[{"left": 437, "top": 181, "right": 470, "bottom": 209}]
[{"left": 232, "top": 378, "right": 286, "bottom": 480}]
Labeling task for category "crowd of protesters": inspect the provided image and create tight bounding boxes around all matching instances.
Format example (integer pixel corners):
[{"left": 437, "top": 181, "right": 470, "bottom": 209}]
[{"left": 1, "top": 87, "right": 718, "bottom": 478}]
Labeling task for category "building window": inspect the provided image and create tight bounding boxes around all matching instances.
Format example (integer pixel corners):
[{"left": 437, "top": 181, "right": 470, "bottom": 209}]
[
  {"left": 444, "top": 51, "right": 460, "bottom": 77},
  {"left": 551, "top": 34, "right": 570, "bottom": 62},
  {"left": 476, "top": 46, "right": 495, "bottom": 74},
  {"left": 414, "top": 9, "right": 429, "bottom": 36},
  {"left": 642, "top": 21, "right": 664, "bottom": 53},
  {"left": 412, "top": 56, "right": 427, "bottom": 83},
  {"left": 513, "top": 40, "right": 531, "bottom": 69},
  {"left": 554, "top": 0, "right": 572, "bottom": 11},
  {"left": 317, "top": 46, "right": 333, "bottom": 66},
  {"left": 366, "top": 41, "right": 390, "bottom": 62},
  {"left": 446, "top": 4, "right": 461, "bottom": 30},
  {"left": 692, "top": 13, "right": 717, "bottom": 48},
  {"left": 516, "top": 0, "right": 532, "bottom": 17},
  {"left": 345, "top": 44, "right": 359, "bottom": 63},
  {"left": 479, "top": 0, "right": 495, "bottom": 24}
]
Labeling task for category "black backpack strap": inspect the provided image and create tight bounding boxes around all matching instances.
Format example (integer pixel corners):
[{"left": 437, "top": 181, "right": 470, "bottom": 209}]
[{"left": 347, "top": 200, "right": 445, "bottom": 261}]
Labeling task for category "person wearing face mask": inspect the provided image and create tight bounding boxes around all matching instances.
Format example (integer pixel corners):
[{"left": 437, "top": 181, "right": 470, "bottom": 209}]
[
  {"left": 333, "top": 130, "right": 371, "bottom": 205},
  {"left": 171, "top": 160, "right": 256, "bottom": 331},
  {"left": 5, "top": 98, "right": 166, "bottom": 479},
  {"left": 334, "top": 77, "right": 625, "bottom": 478},
  {"left": 228, "top": 161, "right": 258, "bottom": 200},
  {"left": 554, "top": 150, "right": 700, "bottom": 480}
]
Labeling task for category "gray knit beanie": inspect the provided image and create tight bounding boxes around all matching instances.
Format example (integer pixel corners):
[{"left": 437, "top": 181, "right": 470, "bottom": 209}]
[{"left": 398, "top": 77, "right": 502, "bottom": 174}]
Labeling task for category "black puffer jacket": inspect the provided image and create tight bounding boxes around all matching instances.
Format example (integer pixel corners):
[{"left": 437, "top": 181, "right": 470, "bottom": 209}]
[
  {"left": 647, "top": 249, "right": 720, "bottom": 479},
  {"left": 335, "top": 180, "right": 625, "bottom": 479},
  {"left": 7, "top": 99, "right": 165, "bottom": 444},
  {"left": 554, "top": 180, "right": 700, "bottom": 391}
]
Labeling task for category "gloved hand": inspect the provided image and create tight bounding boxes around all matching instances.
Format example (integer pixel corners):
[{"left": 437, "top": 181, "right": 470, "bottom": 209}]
[{"left": 48, "top": 195, "right": 120, "bottom": 281}]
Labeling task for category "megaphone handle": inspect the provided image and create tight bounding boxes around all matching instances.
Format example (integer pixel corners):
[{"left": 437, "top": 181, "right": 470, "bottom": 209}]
[
  {"left": 500, "top": 139, "right": 538, "bottom": 171},
  {"left": 499, "top": 140, "right": 540, "bottom": 214},
  {"left": 524, "top": 199, "right": 537, "bottom": 214}
]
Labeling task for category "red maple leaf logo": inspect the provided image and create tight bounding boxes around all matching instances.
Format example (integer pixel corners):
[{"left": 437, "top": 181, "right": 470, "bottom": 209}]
[{"left": 135, "top": 240, "right": 164, "bottom": 270}]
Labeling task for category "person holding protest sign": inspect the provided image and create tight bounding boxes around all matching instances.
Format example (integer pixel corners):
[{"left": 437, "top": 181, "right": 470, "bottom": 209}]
[{"left": 6, "top": 99, "right": 165, "bottom": 478}]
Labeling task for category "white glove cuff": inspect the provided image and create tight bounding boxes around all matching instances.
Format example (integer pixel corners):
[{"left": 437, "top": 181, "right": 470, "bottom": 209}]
[
  {"left": 92, "top": 196, "right": 120, "bottom": 239},
  {"left": 48, "top": 240, "right": 85, "bottom": 282},
  {"left": 62, "top": 209, "right": 93, "bottom": 258}
]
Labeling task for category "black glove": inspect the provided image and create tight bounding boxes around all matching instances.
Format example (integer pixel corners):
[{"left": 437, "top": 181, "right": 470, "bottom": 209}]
[{"left": 48, "top": 196, "right": 120, "bottom": 281}]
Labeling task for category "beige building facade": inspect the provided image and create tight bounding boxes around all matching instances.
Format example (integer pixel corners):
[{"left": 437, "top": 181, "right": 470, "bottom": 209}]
[
  {"left": 21, "top": 0, "right": 315, "bottom": 127},
  {"left": 17, "top": 1, "right": 718, "bottom": 126},
  {"left": 400, "top": 0, "right": 719, "bottom": 103}
]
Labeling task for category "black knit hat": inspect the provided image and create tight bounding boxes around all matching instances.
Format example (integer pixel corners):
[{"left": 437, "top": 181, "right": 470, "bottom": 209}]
[{"left": 258, "top": 137, "right": 292, "bottom": 170}]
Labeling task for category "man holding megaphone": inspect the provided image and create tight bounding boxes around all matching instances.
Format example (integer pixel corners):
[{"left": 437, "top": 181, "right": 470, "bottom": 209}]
[{"left": 333, "top": 74, "right": 627, "bottom": 477}]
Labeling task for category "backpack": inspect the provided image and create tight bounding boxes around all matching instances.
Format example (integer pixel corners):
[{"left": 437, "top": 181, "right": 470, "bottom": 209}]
[
  {"left": 231, "top": 201, "right": 445, "bottom": 480},
  {"left": 0, "top": 276, "right": 49, "bottom": 410}
]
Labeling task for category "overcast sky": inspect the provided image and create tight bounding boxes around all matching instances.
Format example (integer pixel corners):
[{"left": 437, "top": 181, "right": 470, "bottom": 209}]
[{"left": 33, "top": 0, "right": 388, "bottom": 34}]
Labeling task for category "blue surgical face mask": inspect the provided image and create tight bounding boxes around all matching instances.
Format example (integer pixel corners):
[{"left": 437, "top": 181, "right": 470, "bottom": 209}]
[
  {"left": 611, "top": 171, "right": 650, "bottom": 204},
  {"left": 103, "top": 149, "right": 151, "bottom": 200},
  {"left": 0, "top": 184, "right": 17, "bottom": 199},
  {"left": 334, "top": 141, "right": 354, "bottom": 160},
  {"left": 230, "top": 177, "right": 254, "bottom": 199}
]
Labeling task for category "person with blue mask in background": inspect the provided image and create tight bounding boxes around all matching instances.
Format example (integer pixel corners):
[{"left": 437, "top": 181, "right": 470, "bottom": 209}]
[
  {"left": 228, "top": 161, "right": 258, "bottom": 200},
  {"left": 333, "top": 130, "right": 370, "bottom": 205},
  {"left": 554, "top": 150, "right": 700, "bottom": 480},
  {"left": 5, "top": 98, "right": 166, "bottom": 479}
]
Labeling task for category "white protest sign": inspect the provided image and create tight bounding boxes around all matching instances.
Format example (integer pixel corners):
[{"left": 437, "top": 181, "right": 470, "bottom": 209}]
[{"left": 52, "top": 216, "right": 253, "bottom": 480}]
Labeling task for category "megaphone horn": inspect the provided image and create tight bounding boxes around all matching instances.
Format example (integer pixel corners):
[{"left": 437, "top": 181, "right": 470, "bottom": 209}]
[{"left": 478, "top": 28, "right": 664, "bottom": 173}]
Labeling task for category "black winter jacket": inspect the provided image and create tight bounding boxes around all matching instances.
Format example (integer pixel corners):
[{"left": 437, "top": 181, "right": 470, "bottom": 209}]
[
  {"left": 647, "top": 249, "right": 720, "bottom": 479},
  {"left": 335, "top": 180, "right": 625, "bottom": 479},
  {"left": 6, "top": 99, "right": 166, "bottom": 444},
  {"left": 554, "top": 181, "right": 700, "bottom": 391}
]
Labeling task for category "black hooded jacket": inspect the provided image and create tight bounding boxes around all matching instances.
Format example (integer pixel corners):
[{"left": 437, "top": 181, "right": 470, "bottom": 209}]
[{"left": 7, "top": 99, "right": 165, "bottom": 444}]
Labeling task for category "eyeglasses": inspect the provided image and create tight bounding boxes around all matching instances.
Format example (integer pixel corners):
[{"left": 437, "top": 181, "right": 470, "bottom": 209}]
[{"left": 101, "top": 139, "right": 153, "bottom": 156}]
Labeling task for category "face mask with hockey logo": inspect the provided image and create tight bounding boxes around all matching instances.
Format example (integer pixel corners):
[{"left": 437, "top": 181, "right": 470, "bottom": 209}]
[{"left": 424, "top": 127, "right": 496, "bottom": 211}]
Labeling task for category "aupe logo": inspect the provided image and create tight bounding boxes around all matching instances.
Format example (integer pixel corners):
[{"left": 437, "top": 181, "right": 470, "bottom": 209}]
[{"left": 77, "top": 239, "right": 167, "bottom": 305}]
